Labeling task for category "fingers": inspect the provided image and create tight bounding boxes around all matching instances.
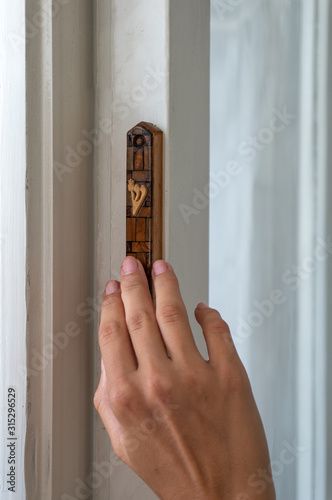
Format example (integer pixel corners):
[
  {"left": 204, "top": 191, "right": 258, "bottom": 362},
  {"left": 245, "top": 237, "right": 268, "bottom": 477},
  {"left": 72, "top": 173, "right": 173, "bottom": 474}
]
[
  {"left": 120, "top": 257, "right": 168, "bottom": 363},
  {"left": 99, "top": 279, "right": 137, "bottom": 382},
  {"left": 194, "top": 304, "right": 237, "bottom": 365},
  {"left": 152, "top": 261, "right": 201, "bottom": 360}
]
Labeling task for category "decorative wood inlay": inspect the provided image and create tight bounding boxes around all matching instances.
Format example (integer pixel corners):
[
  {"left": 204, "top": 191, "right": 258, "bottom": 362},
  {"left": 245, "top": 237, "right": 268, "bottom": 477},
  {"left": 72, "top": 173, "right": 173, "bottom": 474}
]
[{"left": 126, "top": 122, "right": 163, "bottom": 292}]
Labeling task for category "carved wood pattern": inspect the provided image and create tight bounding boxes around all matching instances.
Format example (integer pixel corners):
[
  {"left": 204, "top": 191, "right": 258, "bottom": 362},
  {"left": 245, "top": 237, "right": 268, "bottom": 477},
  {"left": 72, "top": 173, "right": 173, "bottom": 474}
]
[{"left": 126, "top": 122, "right": 163, "bottom": 292}]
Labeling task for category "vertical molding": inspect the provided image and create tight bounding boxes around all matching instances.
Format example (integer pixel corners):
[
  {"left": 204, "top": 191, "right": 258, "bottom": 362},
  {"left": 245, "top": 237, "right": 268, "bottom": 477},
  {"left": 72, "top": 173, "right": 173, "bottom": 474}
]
[
  {"left": 297, "top": 0, "right": 330, "bottom": 498},
  {"left": 325, "top": 3, "right": 332, "bottom": 497},
  {"left": 0, "top": 1, "right": 27, "bottom": 498},
  {"left": 25, "top": 1, "right": 95, "bottom": 498},
  {"left": 297, "top": 1, "right": 317, "bottom": 497},
  {"left": 315, "top": 1, "right": 331, "bottom": 497},
  {"left": 94, "top": 0, "right": 113, "bottom": 498},
  {"left": 168, "top": 0, "right": 210, "bottom": 354},
  {"left": 25, "top": 0, "right": 53, "bottom": 498},
  {"left": 52, "top": 1, "right": 94, "bottom": 498}
]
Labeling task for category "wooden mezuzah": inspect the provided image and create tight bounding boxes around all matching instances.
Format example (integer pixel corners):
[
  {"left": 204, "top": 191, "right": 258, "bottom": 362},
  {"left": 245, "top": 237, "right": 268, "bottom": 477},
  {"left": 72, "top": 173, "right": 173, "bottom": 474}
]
[{"left": 126, "top": 122, "right": 163, "bottom": 292}]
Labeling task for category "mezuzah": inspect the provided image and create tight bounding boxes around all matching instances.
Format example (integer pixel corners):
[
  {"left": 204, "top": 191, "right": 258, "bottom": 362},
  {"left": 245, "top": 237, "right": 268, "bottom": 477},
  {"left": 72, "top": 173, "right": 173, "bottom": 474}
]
[{"left": 126, "top": 122, "right": 163, "bottom": 292}]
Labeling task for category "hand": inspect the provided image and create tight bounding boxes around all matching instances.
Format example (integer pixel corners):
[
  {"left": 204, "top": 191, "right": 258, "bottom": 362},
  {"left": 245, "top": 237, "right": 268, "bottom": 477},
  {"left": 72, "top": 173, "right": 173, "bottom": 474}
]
[{"left": 94, "top": 257, "right": 276, "bottom": 500}]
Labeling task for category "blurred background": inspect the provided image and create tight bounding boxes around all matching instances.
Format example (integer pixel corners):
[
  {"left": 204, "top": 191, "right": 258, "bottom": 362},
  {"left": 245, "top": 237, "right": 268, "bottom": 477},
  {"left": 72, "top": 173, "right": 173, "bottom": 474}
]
[{"left": 210, "top": 1, "right": 332, "bottom": 499}]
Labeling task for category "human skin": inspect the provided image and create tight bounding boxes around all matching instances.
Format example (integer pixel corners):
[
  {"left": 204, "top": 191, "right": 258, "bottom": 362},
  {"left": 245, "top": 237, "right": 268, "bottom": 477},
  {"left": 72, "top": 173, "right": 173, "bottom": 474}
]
[{"left": 94, "top": 256, "right": 276, "bottom": 500}]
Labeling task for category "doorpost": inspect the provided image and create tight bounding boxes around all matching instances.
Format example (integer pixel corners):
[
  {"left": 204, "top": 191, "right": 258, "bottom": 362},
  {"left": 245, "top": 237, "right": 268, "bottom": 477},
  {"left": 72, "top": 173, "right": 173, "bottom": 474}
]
[{"left": 94, "top": 1, "right": 210, "bottom": 497}]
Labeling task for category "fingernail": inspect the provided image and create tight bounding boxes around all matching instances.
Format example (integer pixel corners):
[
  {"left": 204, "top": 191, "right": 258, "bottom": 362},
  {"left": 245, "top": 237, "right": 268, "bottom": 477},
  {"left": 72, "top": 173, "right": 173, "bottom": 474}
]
[
  {"left": 153, "top": 260, "right": 168, "bottom": 276},
  {"left": 105, "top": 280, "right": 120, "bottom": 295},
  {"left": 196, "top": 302, "right": 209, "bottom": 310},
  {"left": 122, "top": 256, "right": 138, "bottom": 275}
]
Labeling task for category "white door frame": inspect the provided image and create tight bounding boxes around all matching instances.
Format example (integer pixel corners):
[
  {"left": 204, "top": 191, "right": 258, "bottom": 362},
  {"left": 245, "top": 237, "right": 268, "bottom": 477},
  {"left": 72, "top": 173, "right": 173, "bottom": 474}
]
[
  {"left": 0, "top": 1, "right": 27, "bottom": 498},
  {"left": 21, "top": 0, "right": 210, "bottom": 498},
  {"left": 297, "top": 1, "right": 331, "bottom": 498}
]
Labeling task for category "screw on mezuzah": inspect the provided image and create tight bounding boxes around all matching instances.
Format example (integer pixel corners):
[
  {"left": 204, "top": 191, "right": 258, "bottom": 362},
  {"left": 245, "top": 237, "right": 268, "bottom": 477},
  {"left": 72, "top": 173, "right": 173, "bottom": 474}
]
[{"left": 134, "top": 135, "right": 145, "bottom": 147}]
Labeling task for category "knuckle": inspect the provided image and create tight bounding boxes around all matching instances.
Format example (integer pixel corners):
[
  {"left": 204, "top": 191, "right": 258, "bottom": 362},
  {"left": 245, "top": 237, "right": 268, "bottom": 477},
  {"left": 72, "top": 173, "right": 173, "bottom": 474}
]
[
  {"left": 102, "top": 292, "right": 120, "bottom": 310},
  {"left": 109, "top": 382, "right": 136, "bottom": 415},
  {"left": 157, "top": 303, "right": 184, "bottom": 325},
  {"left": 223, "top": 330, "right": 236, "bottom": 353},
  {"left": 99, "top": 321, "right": 123, "bottom": 347},
  {"left": 154, "top": 271, "right": 180, "bottom": 292},
  {"left": 220, "top": 360, "right": 248, "bottom": 393},
  {"left": 206, "top": 317, "right": 230, "bottom": 335},
  {"left": 183, "top": 366, "right": 204, "bottom": 391},
  {"left": 121, "top": 277, "right": 144, "bottom": 294},
  {"left": 145, "top": 373, "right": 172, "bottom": 403},
  {"left": 206, "top": 315, "right": 236, "bottom": 354},
  {"left": 159, "top": 272, "right": 178, "bottom": 286},
  {"left": 93, "top": 387, "right": 105, "bottom": 414},
  {"left": 127, "top": 310, "right": 150, "bottom": 333}
]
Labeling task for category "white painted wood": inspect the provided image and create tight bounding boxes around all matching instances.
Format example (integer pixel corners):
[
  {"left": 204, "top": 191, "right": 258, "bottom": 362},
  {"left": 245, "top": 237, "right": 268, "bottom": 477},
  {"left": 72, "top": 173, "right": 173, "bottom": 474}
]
[
  {"left": 5, "top": 1, "right": 208, "bottom": 497},
  {"left": 311, "top": 1, "right": 329, "bottom": 497},
  {"left": 326, "top": 3, "right": 332, "bottom": 498},
  {"left": 18, "top": 0, "right": 209, "bottom": 497},
  {"left": 296, "top": 2, "right": 332, "bottom": 496},
  {"left": 168, "top": 1, "right": 210, "bottom": 358},
  {"left": 296, "top": 1, "right": 317, "bottom": 498},
  {"left": 94, "top": 0, "right": 210, "bottom": 497},
  {"left": 51, "top": 1, "right": 95, "bottom": 498},
  {"left": 16, "top": 0, "right": 331, "bottom": 498},
  {"left": 94, "top": 1, "right": 113, "bottom": 499},
  {"left": 25, "top": 1, "right": 95, "bottom": 498},
  {"left": 0, "top": 1, "right": 27, "bottom": 498},
  {"left": 296, "top": 1, "right": 332, "bottom": 497},
  {"left": 24, "top": 1, "right": 53, "bottom": 498},
  {"left": 325, "top": 5, "right": 332, "bottom": 496}
]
